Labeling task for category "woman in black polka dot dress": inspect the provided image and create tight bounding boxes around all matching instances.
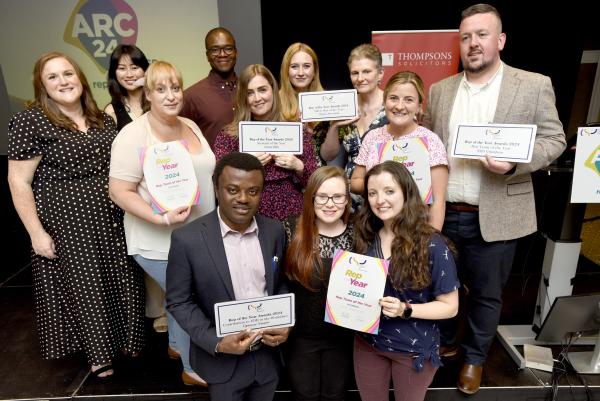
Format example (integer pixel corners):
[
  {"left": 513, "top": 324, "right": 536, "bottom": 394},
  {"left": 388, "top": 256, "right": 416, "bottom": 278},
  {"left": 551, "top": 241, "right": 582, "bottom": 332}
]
[{"left": 7, "top": 52, "right": 145, "bottom": 378}]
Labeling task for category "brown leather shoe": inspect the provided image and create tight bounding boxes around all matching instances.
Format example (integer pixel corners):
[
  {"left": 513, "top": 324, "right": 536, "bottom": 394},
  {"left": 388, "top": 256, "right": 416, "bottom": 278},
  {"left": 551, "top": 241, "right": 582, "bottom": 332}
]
[
  {"left": 439, "top": 345, "right": 460, "bottom": 359},
  {"left": 182, "top": 371, "right": 208, "bottom": 387},
  {"left": 457, "top": 363, "right": 482, "bottom": 395},
  {"left": 167, "top": 346, "right": 180, "bottom": 360}
]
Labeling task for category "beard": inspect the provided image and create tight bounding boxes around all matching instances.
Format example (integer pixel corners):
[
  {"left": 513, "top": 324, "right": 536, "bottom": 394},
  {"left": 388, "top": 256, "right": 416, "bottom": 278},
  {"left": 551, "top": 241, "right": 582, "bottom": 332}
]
[{"left": 462, "top": 53, "right": 493, "bottom": 74}]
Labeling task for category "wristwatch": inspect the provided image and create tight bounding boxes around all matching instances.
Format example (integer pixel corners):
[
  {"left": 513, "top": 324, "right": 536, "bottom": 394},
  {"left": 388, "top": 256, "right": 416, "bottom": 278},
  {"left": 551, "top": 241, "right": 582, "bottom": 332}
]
[{"left": 401, "top": 302, "right": 413, "bottom": 319}]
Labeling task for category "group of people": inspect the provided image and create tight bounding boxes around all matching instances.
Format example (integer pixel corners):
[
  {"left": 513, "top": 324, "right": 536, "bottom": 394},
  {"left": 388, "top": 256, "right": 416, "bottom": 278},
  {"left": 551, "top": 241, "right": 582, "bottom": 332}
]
[{"left": 7, "top": 3, "right": 566, "bottom": 401}]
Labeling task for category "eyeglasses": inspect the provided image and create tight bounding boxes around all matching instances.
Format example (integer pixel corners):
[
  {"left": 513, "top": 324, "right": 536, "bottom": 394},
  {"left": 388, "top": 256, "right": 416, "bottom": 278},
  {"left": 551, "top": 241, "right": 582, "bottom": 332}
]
[
  {"left": 313, "top": 194, "right": 347, "bottom": 205},
  {"left": 207, "top": 46, "right": 236, "bottom": 56}
]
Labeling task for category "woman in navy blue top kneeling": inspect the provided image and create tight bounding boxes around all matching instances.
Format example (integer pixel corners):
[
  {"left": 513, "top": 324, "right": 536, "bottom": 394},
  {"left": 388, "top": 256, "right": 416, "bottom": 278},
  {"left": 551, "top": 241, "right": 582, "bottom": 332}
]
[{"left": 353, "top": 160, "right": 459, "bottom": 401}]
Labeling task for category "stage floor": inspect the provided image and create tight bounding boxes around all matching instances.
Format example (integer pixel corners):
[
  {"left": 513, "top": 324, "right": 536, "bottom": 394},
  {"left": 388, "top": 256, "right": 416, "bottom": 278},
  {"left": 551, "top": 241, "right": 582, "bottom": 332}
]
[{"left": 1, "top": 265, "right": 599, "bottom": 401}]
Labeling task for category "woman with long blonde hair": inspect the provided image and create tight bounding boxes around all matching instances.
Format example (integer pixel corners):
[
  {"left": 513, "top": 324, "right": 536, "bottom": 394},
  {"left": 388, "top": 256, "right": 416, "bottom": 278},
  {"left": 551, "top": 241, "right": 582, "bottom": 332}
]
[{"left": 279, "top": 42, "right": 324, "bottom": 122}]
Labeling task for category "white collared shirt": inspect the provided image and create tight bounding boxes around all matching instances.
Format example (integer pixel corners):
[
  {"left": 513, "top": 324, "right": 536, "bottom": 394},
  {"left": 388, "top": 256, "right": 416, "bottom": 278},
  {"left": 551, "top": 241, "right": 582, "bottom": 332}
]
[
  {"left": 217, "top": 207, "right": 267, "bottom": 300},
  {"left": 447, "top": 63, "right": 504, "bottom": 205}
]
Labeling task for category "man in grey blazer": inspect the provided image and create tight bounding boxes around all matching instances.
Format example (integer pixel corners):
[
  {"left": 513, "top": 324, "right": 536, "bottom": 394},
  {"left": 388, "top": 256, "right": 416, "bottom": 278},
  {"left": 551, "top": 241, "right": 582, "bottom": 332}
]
[
  {"left": 166, "top": 152, "right": 289, "bottom": 401},
  {"left": 423, "top": 3, "right": 566, "bottom": 395}
]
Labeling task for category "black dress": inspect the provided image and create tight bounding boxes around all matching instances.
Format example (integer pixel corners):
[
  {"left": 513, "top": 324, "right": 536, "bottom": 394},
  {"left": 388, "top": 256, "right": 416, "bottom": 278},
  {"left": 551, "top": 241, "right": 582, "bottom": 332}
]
[
  {"left": 283, "top": 219, "right": 355, "bottom": 401},
  {"left": 111, "top": 100, "right": 132, "bottom": 132},
  {"left": 8, "top": 107, "right": 145, "bottom": 365}
]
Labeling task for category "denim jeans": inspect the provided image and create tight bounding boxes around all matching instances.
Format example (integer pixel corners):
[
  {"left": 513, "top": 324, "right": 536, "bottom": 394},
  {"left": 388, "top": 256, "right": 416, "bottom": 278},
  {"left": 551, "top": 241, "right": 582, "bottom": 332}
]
[{"left": 134, "top": 255, "right": 193, "bottom": 373}]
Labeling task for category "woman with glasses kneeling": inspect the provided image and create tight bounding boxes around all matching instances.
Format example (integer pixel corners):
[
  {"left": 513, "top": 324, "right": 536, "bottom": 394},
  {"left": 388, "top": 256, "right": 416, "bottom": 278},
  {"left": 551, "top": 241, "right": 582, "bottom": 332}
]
[
  {"left": 353, "top": 161, "right": 459, "bottom": 401},
  {"left": 284, "top": 166, "right": 354, "bottom": 401}
]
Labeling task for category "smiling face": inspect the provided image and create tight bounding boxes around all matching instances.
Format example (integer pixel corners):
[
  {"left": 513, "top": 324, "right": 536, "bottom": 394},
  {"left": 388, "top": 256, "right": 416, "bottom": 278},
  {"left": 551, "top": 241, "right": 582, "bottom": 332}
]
[
  {"left": 247, "top": 74, "right": 274, "bottom": 120},
  {"left": 146, "top": 77, "right": 183, "bottom": 118},
  {"left": 459, "top": 12, "right": 505, "bottom": 75},
  {"left": 384, "top": 82, "right": 421, "bottom": 134},
  {"left": 116, "top": 54, "right": 145, "bottom": 92},
  {"left": 313, "top": 176, "right": 348, "bottom": 226},
  {"left": 367, "top": 171, "right": 405, "bottom": 226},
  {"left": 288, "top": 51, "right": 315, "bottom": 92},
  {"left": 206, "top": 31, "right": 237, "bottom": 77},
  {"left": 349, "top": 57, "right": 383, "bottom": 95},
  {"left": 216, "top": 166, "right": 263, "bottom": 232},
  {"left": 41, "top": 57, "right": 83, "bottom": 108}
]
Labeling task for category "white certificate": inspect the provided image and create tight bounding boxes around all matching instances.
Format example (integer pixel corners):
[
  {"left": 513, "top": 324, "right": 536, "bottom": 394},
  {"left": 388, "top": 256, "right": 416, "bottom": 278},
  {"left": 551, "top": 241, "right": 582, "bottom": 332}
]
[
  {"left": 377, "top": 137, "right": 433, "bottom": 204},
  {"left": 451, "top": 123, "right": 537, "bottom": 163},
  {"left": 140, "top": 140, "right": 199, "bottom": 213},
  {"left": 239, "top": 121, "right": 303, "bottom": 154},
  {"left": 299, "top": 89, "right": 359, "bottom": 122},
  {"left": 571, "top": 127, "right": 600, "bottom": 203},
  {"left": 325, "top": 250, "right": 389, "bottom": 334},
  {"left": 214, "top": 294, "right": 295, "bottom": 337}
]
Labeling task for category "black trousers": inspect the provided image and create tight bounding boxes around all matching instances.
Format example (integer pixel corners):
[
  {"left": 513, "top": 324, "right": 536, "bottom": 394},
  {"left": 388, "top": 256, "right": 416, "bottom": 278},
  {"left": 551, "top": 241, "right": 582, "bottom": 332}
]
[
  {"left": 441, "top": 209, "right": 517, "bottom": 365},
  {"left": 208, "top": 346, "right": 281, "bottom": 401},
  {"left": 287, "top": 334, "right": 353, "bottom": 401}
]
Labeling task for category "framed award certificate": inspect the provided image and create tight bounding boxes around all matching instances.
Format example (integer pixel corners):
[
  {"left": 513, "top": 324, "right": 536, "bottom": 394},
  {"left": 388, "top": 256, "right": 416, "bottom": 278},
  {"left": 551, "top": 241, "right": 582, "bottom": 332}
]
[
  {"left": 299, "top": 90, "right": 359, "bottom": 122},
  {"left": 325, "top": 250, "right": 389, "bottom": 334},
  {"left": 140, "top": 140, "right": 199, "bottom": 213},
  {"left": 450, "top": 123, "right": 537, "bottom": 163},
  {"left": 377, "top": 137, "right": 432, "bottom": 204},
  {"left": 214, "top": 294, "right": 295, "bottom": 337},
  {"left": 239, "top": 121, "right": 303, "bottom": 154}
]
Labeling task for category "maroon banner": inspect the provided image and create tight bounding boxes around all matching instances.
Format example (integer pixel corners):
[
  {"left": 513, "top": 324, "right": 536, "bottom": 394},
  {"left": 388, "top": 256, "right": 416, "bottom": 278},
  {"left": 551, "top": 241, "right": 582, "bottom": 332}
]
[{"left": 372, "top": 30, "right": 460, "bottom": 110}]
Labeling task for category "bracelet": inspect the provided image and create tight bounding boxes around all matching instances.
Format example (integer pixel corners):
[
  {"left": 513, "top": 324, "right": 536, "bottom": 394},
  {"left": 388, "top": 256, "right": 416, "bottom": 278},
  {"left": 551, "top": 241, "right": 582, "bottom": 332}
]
[{"left": 163, "top": 213, "right": 170, "bottom": 226}]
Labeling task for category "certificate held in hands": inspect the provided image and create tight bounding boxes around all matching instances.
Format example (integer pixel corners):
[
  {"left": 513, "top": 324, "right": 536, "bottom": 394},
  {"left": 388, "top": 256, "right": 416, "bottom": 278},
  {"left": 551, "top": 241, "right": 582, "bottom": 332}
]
[
  {"left": 299, "top": 90, "right": 358, "bottom": 122},
  {"left": 451, "top": 123, "right": 537, "bottom": 163},
  {"left": 214, "top": 294, "right": 295, "bottom": 337},
  {"left": 140, "top": 140, "right": 199, "bottom": 213},
  {"left": 377, "top": 137, "right": 432, "bottom": 204},
  {"left": 239, "top": 121, "right": 303, "bottom": 154},
  {"left": 325, "top": 250, "right": 389, "bottom": 334}
]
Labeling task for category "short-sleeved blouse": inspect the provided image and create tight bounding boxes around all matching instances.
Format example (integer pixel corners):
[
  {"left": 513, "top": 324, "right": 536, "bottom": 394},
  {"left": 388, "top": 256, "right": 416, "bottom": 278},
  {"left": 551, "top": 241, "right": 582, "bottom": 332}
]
[
  {"left": 355, "top": 125, "right": 448, "bottom": 171},
  {"left": 359, "top": 233, "right": 459, "bottom": 371}
]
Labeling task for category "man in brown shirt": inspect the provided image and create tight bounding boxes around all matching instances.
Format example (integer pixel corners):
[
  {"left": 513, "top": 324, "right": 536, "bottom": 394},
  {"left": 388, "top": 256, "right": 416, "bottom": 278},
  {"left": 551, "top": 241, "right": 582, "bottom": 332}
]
[{"left": 181, "top": 27, "right": 238, "bottom": 149}]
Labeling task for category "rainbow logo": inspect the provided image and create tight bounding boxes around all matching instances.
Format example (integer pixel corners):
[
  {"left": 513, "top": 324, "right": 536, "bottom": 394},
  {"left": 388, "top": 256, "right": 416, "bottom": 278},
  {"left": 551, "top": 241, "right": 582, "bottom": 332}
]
[{"left": 64, "top": 0, "right": 138, "bottom": 72}]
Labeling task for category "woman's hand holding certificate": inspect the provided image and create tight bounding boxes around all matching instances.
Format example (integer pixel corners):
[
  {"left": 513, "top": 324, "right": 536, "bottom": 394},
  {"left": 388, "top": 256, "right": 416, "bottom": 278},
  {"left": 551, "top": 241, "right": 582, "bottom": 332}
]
[
  {"left": 325, "top": 250, "right": 389, "bottom": 334},
  {"left": 140, "top": 140, "right": 200, "bottom": 213},
  {"left": 450, "top": 123, "right": 537, "bottom": 163}
]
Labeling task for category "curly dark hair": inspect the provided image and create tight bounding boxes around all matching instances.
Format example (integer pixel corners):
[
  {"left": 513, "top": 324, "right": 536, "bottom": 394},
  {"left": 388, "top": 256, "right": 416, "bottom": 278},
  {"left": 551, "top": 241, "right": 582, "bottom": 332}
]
[{"left": 354, "top": 161, "right": 435, "bottom": 290}]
